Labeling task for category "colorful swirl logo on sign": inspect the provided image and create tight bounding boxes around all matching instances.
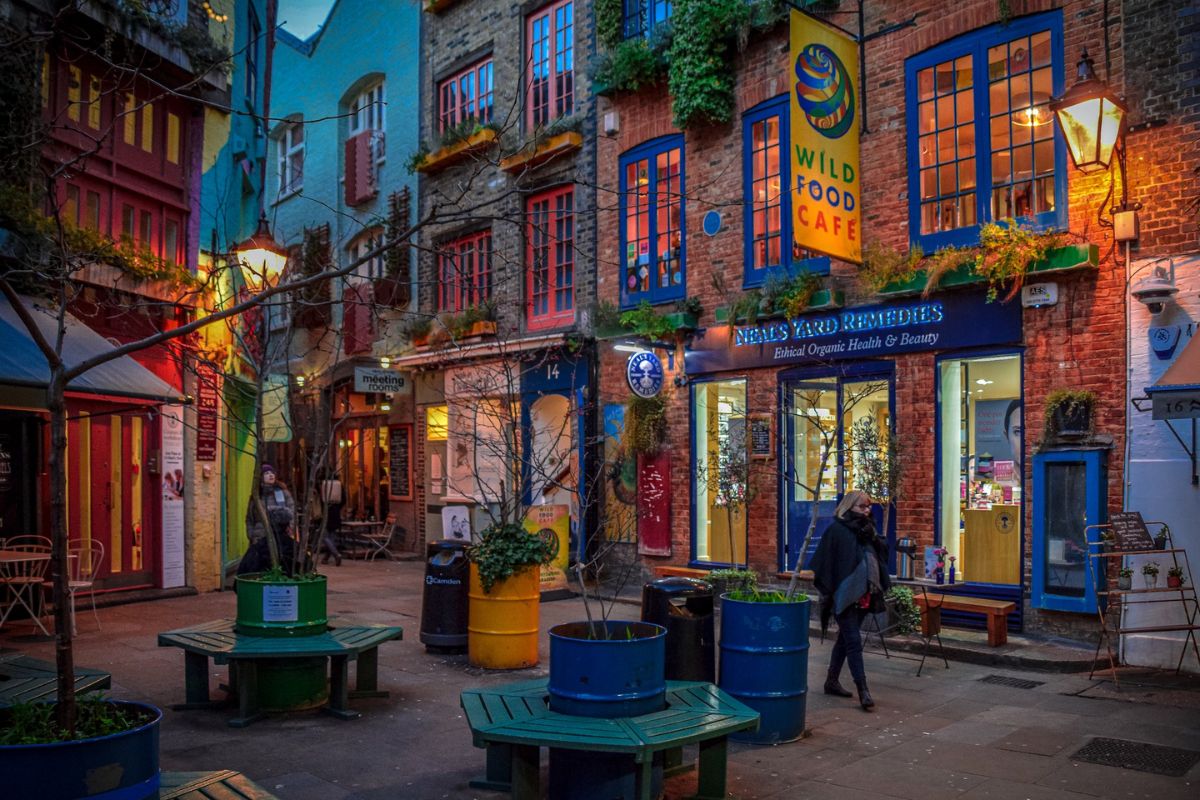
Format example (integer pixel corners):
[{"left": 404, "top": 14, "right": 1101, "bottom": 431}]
[{"left": 794, "top": 43, "right": 855, "bottom": 139}]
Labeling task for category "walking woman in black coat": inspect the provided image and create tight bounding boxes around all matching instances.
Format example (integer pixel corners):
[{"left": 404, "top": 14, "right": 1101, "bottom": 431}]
[{"left": 809, "top": 489, "right": 891, "bottom": 711}]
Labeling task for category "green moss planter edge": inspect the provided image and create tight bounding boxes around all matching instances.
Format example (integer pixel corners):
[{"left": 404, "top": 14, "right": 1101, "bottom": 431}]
[{"left": 877, "top": 243, "right": 1100, "bottom": 297}]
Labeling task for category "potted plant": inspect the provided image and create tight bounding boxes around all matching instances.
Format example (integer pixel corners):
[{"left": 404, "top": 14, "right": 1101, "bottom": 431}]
[
  {"left": 0, "top": 696, "right": 163, "bottom": 800},
  {"left": 466, "top": 521, "right": 552, "bottom": 669},
  {"left": 1043, "top": 389, "right": 1097, "bottom": 440},
  {"left": 1117, "top": 567, "right": 1133, "bottom": 591},
  {"left": 1154, "top": 527, "right": 1170, "bottom": 551},
  {"left": 1142, "top": 561, "right": 1160, "bottom": 589},
  {"left": 1167, "top": 565, "right": 1188, "bottom": 589},
  {"left": 703, "top": 567, "right": 757, "bottom": 610},
  {"left": 882, "top": 586, "right": 922, "bottom": 635},
  {"left": 718, "top": 585, "right": 812, "bottom": 744},
  {"left": 1098, "top": 530, "right": 1115, "bottom": 552},
  {"left": 664, "top": 296, "right": 702, "bottom": 332}
]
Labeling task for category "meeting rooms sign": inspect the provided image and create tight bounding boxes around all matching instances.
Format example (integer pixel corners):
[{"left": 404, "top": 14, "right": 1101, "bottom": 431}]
[
  {"left": 685, "top": 291, "right": 1022, "bottom": 374},
  {"left": 354, "top": 368, "right": 413, "bottom": 395}
]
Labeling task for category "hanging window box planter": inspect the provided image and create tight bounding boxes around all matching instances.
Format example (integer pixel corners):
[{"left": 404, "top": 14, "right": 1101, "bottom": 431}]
[
  {"left": 877, "top": 243, "right": 1099, "bottom": 297},
  {"left": 423, "top": 0, "right": 460, "bottom": 13},
  {"left": 663, "top": 311, "right": 698, "bottom": 332},
  {"left": 415, "top": 129, "right": 499, "bottom": 175},
  {"left": 806, "top": 288, "right": 844, "bottom": 311},
  {"left": 500, "top": 132, "right": 584, "bottom": 174}
]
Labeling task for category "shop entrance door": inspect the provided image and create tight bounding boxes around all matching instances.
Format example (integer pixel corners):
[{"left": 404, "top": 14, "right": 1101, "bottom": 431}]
[{"left": 782, "top": 371, "right": 894, "bottom": 572}]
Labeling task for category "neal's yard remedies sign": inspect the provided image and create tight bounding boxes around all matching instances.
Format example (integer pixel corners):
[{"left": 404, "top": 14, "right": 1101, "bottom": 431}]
[
  {"left": 791, "top": 10, "right": 861, "bottom": 263},
  {"left": 686, "top": 292, "right": 1022, "bottom": 374}
]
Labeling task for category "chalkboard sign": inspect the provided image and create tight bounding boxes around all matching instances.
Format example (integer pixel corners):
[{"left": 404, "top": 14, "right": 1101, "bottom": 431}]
[
  {"left": 388, "top": 425, "right": 413, "bottom": 501},
  {"left": 750, "top": 414, "right": 772, "bottom": 459},
  {"left": 1108, "top": 511, "right": 1154, "bottom": 551}
]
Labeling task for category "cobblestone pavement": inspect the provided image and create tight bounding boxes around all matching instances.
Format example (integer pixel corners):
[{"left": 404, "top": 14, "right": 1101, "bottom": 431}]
[{"left": 3, "top": 559, "right": 1198, "bottom": 799}]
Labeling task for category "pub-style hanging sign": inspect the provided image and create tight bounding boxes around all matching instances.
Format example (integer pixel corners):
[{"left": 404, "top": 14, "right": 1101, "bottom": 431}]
[
  {"left": 685, "top": 291, "right": 1022, "bottom": 375},
  {"left": 791, "top": 9, "right": 862, "bottom": 263}
]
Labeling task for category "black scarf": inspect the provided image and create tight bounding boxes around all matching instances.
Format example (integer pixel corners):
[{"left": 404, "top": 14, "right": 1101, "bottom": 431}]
[{"left": 844, "top": 511, "right": 878, "bottom": 545}]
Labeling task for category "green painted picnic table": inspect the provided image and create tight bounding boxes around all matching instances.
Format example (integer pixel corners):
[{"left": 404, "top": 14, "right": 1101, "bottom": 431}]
[
  {"left": 0, "top": 651, "right": 111, "bottom": 706},
  {"left": 461, "top": 679, "right": 760, "bottom": 800},
  {"left": 157, "top": 619, "right": 402, "bottom": 726},
  {"left": 160, "top": 770, "right": 278, "bottom": 799}
]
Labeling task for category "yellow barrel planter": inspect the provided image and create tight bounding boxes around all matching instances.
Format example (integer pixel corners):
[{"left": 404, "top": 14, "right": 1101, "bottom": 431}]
[{"left": 468, "top": 562, "right": 540, "bottom": 669}]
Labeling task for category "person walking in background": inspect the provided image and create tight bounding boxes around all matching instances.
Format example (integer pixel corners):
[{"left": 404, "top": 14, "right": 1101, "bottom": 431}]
[
  {"left": 245, "top": 464, "right": 295, "bottom": 542},
  {"left": 810, "top": 490, "right": 891, "bottom": 712},
  {"left": 320, "top": 471, "right": 344, "bottom": 566}
]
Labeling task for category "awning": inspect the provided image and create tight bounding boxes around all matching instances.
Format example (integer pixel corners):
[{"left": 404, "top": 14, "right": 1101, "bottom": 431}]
[
  {"left": 0, "top": 294, "right": 183, "bottom": 405},
  {"left": 1145, "top": 331, "right": 1200, "bottom": 420}
]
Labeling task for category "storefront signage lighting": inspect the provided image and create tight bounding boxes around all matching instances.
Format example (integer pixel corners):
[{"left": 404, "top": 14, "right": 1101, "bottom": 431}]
[
  {"left": 733, "top": 301, "right": 945, "bottom": 349},
  {"left": 380, "top": 356, "right": 391, "bottom": 369},
  {"left": 294, "top": 374, "right": 306, "bottom": 388},
  {"left": 354, "top": 367, "right": 412, "bottom": 395}
]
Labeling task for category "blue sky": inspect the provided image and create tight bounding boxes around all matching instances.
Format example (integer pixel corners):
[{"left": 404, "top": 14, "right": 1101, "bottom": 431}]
[{"left": 278, "top": 0, "right": 335, "bottom": 39}]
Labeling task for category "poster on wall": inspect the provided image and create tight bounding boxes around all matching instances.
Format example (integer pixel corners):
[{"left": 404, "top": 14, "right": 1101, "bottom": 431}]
[
  {"left": 790, "top": 9, "right": 862, "bottom": 263},
  {"left": 603, "top": 404, "right": 637, "bottom": 541},
  {"left": 974, "top": 398, "right": 1022, "bottom": 477},
  {"left": 525, "top": 504, "right": 570, "bottom": 594},
  {"left": 160, "top": 405, "right": 186, "bottom": 588},
  {"left": 195, "top": 362, "right": 218, "bottom": 461},
  {"left": 441, "top": 505, "right": 471, "bottom": 542}
]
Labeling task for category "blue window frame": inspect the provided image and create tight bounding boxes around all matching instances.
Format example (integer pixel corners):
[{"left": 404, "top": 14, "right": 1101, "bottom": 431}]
[
  {"left": 905, "top": 11, "right": 1067, "bottom": 252},
  {"left": 622, "top": 0, "right": 671, "bottom": 39},
  {"left": 620, "top": 135, "right": 685, "bottom": 307},
  {"left": 742, "top": 96, "right": 830, "bottom": 287}
]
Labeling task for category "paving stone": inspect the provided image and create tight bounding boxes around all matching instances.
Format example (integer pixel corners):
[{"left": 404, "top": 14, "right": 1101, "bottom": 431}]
[{"left": 995, "top": 726, "right": 1078, "bottom": 756}]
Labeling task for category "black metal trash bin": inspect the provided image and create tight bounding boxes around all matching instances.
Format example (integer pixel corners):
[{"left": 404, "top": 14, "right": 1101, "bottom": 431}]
[
  {"left": 420, "top": 540, "right": 470, "bottom": 652},
  {"left": 641, "top": 577, "right": 715, "bottom": 682}
]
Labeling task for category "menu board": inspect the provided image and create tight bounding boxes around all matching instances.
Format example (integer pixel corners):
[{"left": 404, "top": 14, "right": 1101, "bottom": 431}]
[
  {"left": 1108, "top": 511, "right": 1154, "bottom": 551},
  {"left": 388, "top": 424, "right": 413, "bottom": 501}
]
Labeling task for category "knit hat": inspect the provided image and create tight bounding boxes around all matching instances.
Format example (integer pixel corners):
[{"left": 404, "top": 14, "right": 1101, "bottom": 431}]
[{"left": 261, "top": 464, "right": 276, "bottom": 475}]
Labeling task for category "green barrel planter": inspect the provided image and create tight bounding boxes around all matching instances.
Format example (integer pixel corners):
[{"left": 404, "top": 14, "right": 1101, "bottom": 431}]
[
  {"left": 235, "top": 574, "right": 328, "bottom": 637},
  {"left": 256, "top": 657, "right": 330, "bottom": 711}
]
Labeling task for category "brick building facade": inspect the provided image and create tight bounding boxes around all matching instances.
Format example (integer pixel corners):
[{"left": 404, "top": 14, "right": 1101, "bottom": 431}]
[{"left": 590, "top": 0, "right": 1185, "bottom": 641}]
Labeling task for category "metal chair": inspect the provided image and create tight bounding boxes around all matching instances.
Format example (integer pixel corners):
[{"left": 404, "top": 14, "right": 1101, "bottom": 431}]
[
  {"left": 913, "top": 584, "right": 949, "bottom": 677},
  {"left": 0, "top": 542, "right": 52, "bottom": 636},
  {"left": 859, "top": 584, "right": 949, "bottom": 677},
  {"left": 365, "top": 515, "right": 403, "bottom": 562},
  {"left": 43, "top": 539, "right": 105, "bottom": 635}
]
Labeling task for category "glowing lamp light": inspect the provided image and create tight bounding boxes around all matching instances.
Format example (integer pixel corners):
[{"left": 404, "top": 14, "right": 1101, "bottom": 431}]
[
  {"left": 233, "top": 213, "right": 289, "bottom": 289},
  {"left": 1050, "top": 49, "right": 1126, "bottom": 174},
  {"left": 295, "top": 375, "right": 306, "bottom": 388}
]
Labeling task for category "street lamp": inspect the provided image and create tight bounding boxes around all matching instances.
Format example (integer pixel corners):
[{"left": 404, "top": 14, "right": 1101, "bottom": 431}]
[
  {"left": 233, "top": 212, "right": 289, "bottom": 289},
  {"left": 1050, "top": 48, "right": 1126, "bottom": 174}
]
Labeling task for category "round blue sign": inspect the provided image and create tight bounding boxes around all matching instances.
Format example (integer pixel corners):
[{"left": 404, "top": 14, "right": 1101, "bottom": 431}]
[{"left": 626, "top": 351, "right": 664, "bottom": 398}]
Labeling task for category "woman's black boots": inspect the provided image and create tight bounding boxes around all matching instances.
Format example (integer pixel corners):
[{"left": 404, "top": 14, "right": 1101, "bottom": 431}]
[
  {"left": 824, "top": 670, "right": 853, "bottom": 698},
  {"left": 856, "top": 681, "right": 875, "bottom": 711}
]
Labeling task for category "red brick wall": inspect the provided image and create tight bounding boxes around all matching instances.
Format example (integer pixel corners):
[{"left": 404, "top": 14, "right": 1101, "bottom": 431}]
[{"left": 596, "top": 1, "right": 1132, "bottom": 635}]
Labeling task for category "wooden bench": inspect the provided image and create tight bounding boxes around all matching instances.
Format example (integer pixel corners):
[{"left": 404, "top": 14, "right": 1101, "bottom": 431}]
[
  {"left": 161, "top": 770, "right": 278, "bottom": 799},
  {"left": 915, "top": 593, "right": 1016, "bottom": 647},
  {"left": 0, "top": 652, "right": 111, "bottom": 706},
  {"left": 461, "top": 678, "right": 759, "bottom": 800},
  {"left": 157, "top": 619, "right": 402, "bottom": 727}
]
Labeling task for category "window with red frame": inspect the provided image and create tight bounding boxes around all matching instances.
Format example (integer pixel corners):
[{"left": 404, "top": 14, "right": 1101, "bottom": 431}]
[
  {"left": 526, "top": 186, "right": 574, "bottom": 328},
  {"left": 527, "top": 0, "right": 573, "bottom": 129},
  {"left": 437, "top": 231, "right": 492, "bottom": 312},
  {"left": 438, "top": 59, "right": 494, "bottom": 134}
]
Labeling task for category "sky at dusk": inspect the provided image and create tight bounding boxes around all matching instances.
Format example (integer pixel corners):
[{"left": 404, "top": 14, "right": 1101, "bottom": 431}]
[{"left": 277, "top": 0, "right": 335, "bottom": 39}]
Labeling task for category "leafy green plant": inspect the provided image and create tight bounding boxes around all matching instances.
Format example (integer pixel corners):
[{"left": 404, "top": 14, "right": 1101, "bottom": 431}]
[
  {"left": 1142, "top": 562, "right": 1160, "bottom": 577},
  {"left": 860, "top": 238, "right": 923, "bottom": 293},
  {"left": 1118, "top": 567, "right": 1134, "bottom": 578},
  {"left": 443, "top": 302, "right": 497, "bottom": 339},
  {"left": 620, "top": 301, "right": 675, "bottom": 340},
  {"left": 922, "top": 220, "right": 1066, "bottom": 301},
  {"left": 592, "top": 299, "right": 625, "bottom": 333},
  {"left": 469, "top": 521, "right": 552, "bottom": 593},
  {"left": 883, "top": 586, "right": 921, "bottom": 635},
  {"left": 704, "top": 567, "right": 758, "bottom": 594},
  {"left": 624, "top": 394, "right": 668, "bottom": 456},
  {"left": 590, "top": 30, "right": 672, "bottom": 95},
  {"left": 668, "top": 0, "right": 751, "bottom": 128},
  {"left": 763, "top": 271, "right": 821, "bottom": 319},
  {"left": 596, "top": 0, "right": 624, "bottom": 50},
  {"left": 251, "top": 564, "right": 323, "bottom": 583},
  {"left": 0, "top": 695, "right": 152, "bottom": 745},
  {"left": 398, "top": 313, "right": 433, "bottom": 343},
  {"left": 674, "top": 296, "right": 703, "bottom": 318},
  {"left": 726, "top": 588, "right": 796, "bottom": 603},
  {"left": 1043, "top": 389, "right": 1097, "bottom": 440}
]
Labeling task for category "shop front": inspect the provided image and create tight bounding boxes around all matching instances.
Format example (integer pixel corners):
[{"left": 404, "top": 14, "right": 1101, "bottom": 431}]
[{"left": 685, "top": 290, "right": 1030, "bottom": 624}]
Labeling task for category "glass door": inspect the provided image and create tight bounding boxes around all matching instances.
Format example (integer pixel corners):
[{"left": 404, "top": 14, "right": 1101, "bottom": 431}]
[{"left": 783, "top": 372, "right": 894, "bottom": 571}]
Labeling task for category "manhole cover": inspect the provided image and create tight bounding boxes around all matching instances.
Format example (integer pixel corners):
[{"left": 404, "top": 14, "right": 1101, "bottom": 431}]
[
  {"left": 979, "top": 674, "right": 1044, "bottom": 690},
  {"left": 1071, "top": 737, "right": 1200, "bottom": 777}
]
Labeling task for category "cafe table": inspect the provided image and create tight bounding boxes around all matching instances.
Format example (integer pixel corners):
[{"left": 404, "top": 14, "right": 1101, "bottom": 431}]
[{"left": 0, "top": 548, "right": 54, "bottom": 636}]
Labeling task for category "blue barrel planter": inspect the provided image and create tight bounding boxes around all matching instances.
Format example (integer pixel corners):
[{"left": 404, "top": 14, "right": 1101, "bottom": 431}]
[
  {"left": 548, "top": 620, "right": 666, "bottom": 799},
  {"left": 718, "top": 594, "right": 810, "bottom": 744},
  {"left": 0, "top": 700, "right": 161, "bottom": 799}
]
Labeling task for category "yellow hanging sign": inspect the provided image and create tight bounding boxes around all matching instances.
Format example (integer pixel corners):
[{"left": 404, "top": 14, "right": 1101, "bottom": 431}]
[{"left": 790, "top": 10, "right": 861, "bottom": 263}]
